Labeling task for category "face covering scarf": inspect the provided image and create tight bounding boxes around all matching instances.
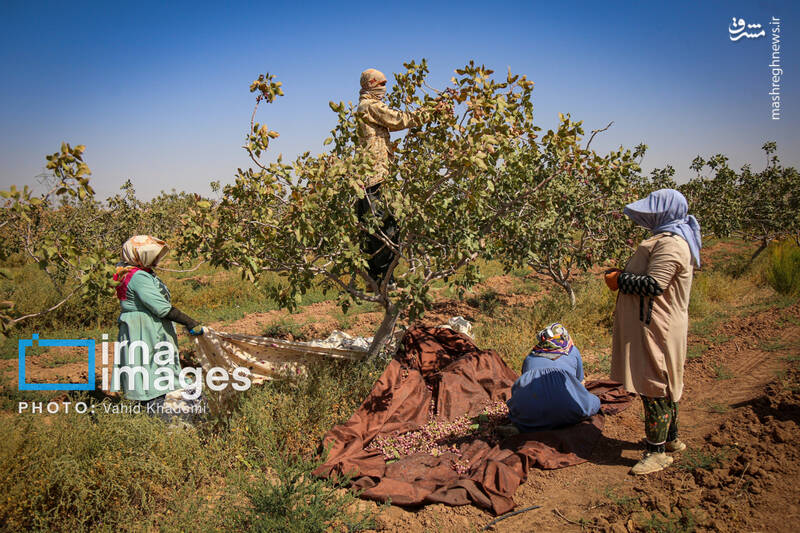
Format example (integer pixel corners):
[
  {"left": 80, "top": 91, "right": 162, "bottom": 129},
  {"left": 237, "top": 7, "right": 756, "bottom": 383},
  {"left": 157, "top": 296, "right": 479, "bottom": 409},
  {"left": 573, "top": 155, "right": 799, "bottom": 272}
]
[{"left": 360, "top": 68, "right": 387, "bottom": 100}]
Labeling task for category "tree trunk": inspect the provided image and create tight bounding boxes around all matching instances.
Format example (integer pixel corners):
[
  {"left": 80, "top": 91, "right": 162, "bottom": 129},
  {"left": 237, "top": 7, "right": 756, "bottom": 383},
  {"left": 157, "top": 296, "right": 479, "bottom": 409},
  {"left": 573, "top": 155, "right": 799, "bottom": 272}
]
[
  {"left": 560, "top": 281, "right": 576, "bottom": 309},
  {"left": 750, "top": 237, "right": 769, "bottom": 263},
  {"left": 368, "top": 303, "right": 400, "bottom": 358}
]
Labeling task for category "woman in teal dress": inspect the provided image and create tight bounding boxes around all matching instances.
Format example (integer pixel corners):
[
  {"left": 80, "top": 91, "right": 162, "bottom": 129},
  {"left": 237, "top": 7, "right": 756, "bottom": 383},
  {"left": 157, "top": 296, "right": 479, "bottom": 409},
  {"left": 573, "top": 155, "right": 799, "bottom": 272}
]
[{"left": 112, "top": 235, "right": 204, "bottom": 406}]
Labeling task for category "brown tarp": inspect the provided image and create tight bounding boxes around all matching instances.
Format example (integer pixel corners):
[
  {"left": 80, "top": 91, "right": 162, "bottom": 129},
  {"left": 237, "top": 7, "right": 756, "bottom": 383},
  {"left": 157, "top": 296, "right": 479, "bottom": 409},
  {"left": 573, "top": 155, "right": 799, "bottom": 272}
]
[{"left": 313, "top": 326, "right": 634, "bottom": 515}]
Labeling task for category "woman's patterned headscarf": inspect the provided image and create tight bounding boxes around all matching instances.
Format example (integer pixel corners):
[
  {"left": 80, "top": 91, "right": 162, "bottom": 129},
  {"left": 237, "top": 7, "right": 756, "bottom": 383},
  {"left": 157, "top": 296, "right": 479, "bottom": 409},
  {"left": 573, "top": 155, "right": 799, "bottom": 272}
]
[
  {"left": 360, "top": 68, "right": 387, "bottom": 100},
  {"left": 531, "top": 322, "right": 574, "bottom": 360},
  {"left": 112, "top": 235, "right": 169, "bottom": 300},
  {"left": 121, "top": 235, "right": 169, "bottom": 269}
]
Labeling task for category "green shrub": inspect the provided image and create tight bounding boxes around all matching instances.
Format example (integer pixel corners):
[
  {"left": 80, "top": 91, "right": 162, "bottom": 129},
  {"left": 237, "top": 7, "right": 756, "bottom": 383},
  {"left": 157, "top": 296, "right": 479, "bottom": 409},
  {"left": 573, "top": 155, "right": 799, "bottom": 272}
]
[
  {"left": 0, "top": 404, "right": 214, "bottom": 532},
  {"left": 642, "top": 507, "right": 696, "bottom": 533},
  {"left": 686, "top": 343, "right": 708, "bottom": 360},
  {"left": 602, "top": 485, "right": 640, "bottom": 514},
  {"left": 219, "top": 358, "right": 388, "bottom": 531},
  {"left": 678, "top": 448, "right": 726, "bottom": 471},
  {"left": 0, "top": 264, "right": 118, "bottom": 332},
  {"left": 262, "top": 316, "right": 308, "bottom": 341},
  {"left": 0, "top": 353, "right": 388, "bottom": 532},
  {"left": 712, "top": 362, "right": 733, "bottom": 380},
  {"left": 228, "top": 453, "right": 376, "bottom": 533},
  {"left": 227, "top": 358, "right": 387, "bottom": 459},
  {"left": 765, "top": 241, "right": 800, "bottom": 295},
  {"left": 584, "top": 352, "right": 611, "bottom": 375},
  {"left": 467, "top": 289, "right": 502, "bottom": 317}
]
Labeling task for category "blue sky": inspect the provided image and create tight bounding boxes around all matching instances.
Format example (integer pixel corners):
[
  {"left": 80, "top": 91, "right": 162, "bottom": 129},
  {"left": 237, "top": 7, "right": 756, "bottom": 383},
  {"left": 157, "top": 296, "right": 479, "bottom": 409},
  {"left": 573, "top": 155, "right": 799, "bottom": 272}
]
[{"left": 1, "top": 0, "right": 797, "bottom": 199}]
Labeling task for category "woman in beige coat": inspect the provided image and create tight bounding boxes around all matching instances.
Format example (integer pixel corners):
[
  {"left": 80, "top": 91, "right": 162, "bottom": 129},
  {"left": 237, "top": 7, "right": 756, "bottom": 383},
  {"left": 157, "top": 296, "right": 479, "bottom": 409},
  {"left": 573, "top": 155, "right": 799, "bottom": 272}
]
[{"left": 606, "top": 189, "right": 701, "bottom": 475}]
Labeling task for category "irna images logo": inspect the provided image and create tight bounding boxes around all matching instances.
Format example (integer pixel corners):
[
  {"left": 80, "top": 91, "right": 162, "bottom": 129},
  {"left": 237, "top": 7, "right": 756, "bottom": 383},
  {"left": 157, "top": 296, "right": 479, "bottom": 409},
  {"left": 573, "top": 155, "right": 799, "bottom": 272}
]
[{"left": 18, "top": 334, "right": 96, "bottom": 391}]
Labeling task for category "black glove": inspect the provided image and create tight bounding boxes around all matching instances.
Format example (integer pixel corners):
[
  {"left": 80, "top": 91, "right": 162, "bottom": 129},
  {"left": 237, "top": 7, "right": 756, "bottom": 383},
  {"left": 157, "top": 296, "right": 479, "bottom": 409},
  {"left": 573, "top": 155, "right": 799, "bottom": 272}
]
[{"left": 165, "top": 306, "right": 201, "bottom": 331}]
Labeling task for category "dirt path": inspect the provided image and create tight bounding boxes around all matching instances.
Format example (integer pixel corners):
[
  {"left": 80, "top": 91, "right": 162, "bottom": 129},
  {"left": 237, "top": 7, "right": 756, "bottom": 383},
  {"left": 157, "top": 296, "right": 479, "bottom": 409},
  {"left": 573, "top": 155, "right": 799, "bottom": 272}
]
[{"left": 368, "top": 302, "right": 800, "bottom": 532}]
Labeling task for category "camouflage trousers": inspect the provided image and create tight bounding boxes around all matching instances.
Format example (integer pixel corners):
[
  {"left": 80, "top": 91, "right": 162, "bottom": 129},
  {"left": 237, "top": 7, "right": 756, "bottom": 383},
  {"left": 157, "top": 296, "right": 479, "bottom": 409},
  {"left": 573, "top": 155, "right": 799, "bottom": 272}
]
[
  {"left": 642, "top": 396, "right": 679, "bottom": 451},
  {"left": 355, "top": 184, "right": 397, "bottom": 285}
]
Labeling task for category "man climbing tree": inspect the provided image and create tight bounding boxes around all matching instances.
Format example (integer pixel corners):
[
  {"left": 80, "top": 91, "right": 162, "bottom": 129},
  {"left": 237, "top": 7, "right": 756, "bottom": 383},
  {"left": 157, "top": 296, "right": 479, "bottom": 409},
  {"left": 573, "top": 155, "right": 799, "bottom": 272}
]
[{"left": 355, "top": 68, "right": 443, "bottom": 288}]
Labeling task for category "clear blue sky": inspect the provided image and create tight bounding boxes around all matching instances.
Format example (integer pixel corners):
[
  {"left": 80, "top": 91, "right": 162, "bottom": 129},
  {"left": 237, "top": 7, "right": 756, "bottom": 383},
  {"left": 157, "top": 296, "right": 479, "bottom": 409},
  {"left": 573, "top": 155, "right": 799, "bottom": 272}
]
[{"left": 1, "top": 0, "right": 797, "bottom": 199}]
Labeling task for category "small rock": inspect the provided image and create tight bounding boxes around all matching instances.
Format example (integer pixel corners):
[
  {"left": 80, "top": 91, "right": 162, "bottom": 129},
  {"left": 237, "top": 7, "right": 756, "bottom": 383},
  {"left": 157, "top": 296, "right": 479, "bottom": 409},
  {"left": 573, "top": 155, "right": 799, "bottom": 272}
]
[
  {"left": 693, "top": 508, "right": 713, "bottom": 527},
  {"left": 711, "top": 467, "right": 729, "bottom": 478},
  {"left": 773, "top": 426, "right": 791, "bottom": 443},
  {"left": 708, "top": 432, "right": 726, "bottom": 446},
  {"left": 694, "top": 469, "right": 719, "bottom": 488},
  {"left": 653, "top": 494, "right": 671, "bottom": 515},
  {"left": 678, "top": 489, "right": 703, "bottom": 508},
  {"left": 721, "top": 500, "right": 735, "bottom": 511},
  {"left": 608, "top": 523, "right": 627, "bottom": 533},
  {"left": 594, "top": 517, "right": 610, "bottom": 529},
  {"left": 630, "top": 511, "right": 650, "bottom": 528},
  {"left": 703, "top": 489, "right": 723, "bottom": 504}
]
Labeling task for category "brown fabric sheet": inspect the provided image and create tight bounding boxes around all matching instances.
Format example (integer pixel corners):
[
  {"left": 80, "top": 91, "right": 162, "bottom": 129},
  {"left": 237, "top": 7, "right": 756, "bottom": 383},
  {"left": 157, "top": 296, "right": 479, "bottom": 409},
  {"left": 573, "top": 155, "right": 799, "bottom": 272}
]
[{"left": 313, "top": 326, "right": 634, "bottom": 515}]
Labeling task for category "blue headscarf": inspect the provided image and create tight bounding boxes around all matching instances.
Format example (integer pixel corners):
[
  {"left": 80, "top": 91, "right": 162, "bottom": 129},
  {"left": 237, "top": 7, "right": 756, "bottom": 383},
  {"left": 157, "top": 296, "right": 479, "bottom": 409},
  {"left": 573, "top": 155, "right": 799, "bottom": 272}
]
[{"left": 624, "top": 189, "right": 702, "bottom": 268}]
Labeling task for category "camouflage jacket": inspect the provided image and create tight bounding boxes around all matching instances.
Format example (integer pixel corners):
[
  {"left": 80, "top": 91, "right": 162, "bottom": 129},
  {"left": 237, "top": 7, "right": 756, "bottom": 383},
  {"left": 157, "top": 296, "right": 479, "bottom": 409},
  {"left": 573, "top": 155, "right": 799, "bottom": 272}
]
[{"left": 356, "top": 97, "right": 424, "bottom": 187}]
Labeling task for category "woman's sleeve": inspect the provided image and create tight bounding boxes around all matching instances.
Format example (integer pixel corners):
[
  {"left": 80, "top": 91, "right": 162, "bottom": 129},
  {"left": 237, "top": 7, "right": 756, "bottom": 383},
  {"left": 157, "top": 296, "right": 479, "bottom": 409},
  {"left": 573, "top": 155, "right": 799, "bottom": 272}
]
[
  {"left": 366, "top": 101, "right": 423, "bottom": 132},
  {"left": 564, "top": 373, "right": 601, "bottom": 418},
  {"left": 571, "top": 347, "right": 586, "bottom": 382},
  {"left": 128, "top": 272, "right": 172, "bottom": 318},
  {"left": 618, "top": 237, "right": 687, "bottom": 296},
  {"left": 646, "top": 237, "right": 687, "bottom": 290}
]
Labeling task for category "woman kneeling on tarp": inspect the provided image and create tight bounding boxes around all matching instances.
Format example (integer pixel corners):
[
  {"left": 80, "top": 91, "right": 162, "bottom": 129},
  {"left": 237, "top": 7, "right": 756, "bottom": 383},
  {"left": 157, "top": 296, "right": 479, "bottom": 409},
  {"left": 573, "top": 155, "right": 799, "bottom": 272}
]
[
  {"left": 112, "top": 235, "right": 205, "bottom": 414},
  {"left": 506, "top": 323, "right": 601, "bottom": 432}
]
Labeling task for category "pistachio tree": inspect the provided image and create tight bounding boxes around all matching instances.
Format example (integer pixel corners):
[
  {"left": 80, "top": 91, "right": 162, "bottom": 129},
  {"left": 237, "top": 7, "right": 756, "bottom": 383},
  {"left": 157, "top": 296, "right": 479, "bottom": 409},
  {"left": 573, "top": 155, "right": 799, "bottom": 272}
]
[
  {"left": 680, "top": 142, "right": 799, "bottom": 259},
  {"left": 0, "top": 145, "right": 207, "bottom": 334},
  {"left": 180, "top": 60, "right": 649, "bottom": 355},
  {"left": 0, "top": 144, "right": 117, "bottom": 334},
  {"left": 182, "top": 60, "right": 587, "bottom": 355},
  {"left": 490, "top": 119, "right": 645, "bottom": 306}
]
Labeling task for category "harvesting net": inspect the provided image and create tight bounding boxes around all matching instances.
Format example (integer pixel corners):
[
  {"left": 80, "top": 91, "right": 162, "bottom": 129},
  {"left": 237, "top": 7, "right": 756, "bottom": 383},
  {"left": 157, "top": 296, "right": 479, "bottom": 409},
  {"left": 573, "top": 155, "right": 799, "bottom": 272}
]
[{"left": 193, "top": 328, "right": 369, "bottom": 384}]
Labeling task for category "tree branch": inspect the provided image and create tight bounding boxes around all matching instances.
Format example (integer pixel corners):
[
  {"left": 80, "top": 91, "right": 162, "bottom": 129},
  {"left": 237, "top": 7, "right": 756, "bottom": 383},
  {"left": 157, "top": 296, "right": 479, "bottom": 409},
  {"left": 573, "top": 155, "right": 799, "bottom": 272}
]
[
  {"left": 586, "top": 121, "right": 614, "bottom": 151},
  {"left": 156, "top": 260, "right": 207, "bottom": 273},
  {"left": 10, "top": 283, "right": 85, "bottom": 325}
]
